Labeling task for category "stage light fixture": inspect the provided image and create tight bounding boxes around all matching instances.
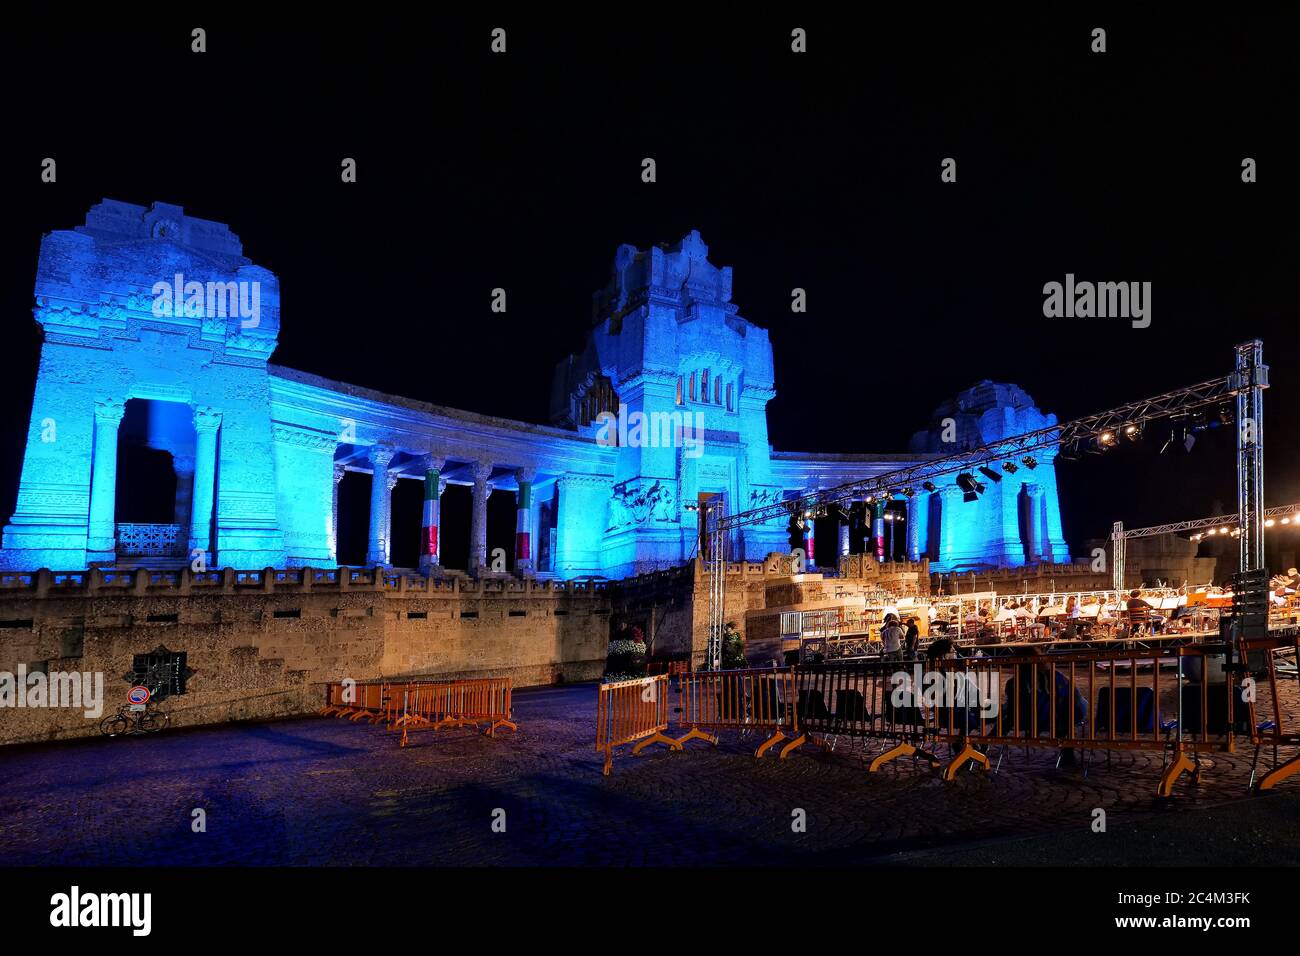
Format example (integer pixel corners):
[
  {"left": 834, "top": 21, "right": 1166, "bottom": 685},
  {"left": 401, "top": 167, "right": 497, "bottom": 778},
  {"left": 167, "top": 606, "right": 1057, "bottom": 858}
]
[
  {"left": 978, "top": 465, "right": 1002, "bottom": 483},
  {"left": 1001, "top": 461, "right": 1018, "bottom": 474},
  {"left": 1021, "top": 456, "right": 1037, "bottom": 470},
  {"left": 956, "top": 472, "right": 985, "bottom": 502},
  {"left": 901, "top": 487, "right": 915, "bottom": 498},
  {"left": 921, "top": 481, "right": 937, "bottom": 493}
]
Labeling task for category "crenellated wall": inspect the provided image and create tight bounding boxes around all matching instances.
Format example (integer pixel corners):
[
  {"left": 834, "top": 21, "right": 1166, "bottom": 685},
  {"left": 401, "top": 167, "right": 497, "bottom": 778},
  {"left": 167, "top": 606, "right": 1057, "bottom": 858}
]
[{"left": 0, "top": 567, "right": 611, "bottom": 746}]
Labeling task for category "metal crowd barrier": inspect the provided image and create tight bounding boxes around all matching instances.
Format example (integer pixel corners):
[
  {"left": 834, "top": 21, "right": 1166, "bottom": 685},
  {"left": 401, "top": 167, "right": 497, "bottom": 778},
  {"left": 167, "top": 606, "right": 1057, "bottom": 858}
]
[
  {"left": 318, "top": 681, "right": 387, "bottom": 722},
  {"left": 792, "top": 658, "right": 944, "bottom": 770},
  {"left": 792, "top": 643, "right": 1244, "bottom": 795},
  {"left": 674, "top": 666, "right": 806, "bottom": 758},
  {"left": 595, "top": 675, "right": 679, "bottom": 776},
  {"left": 319, "top": 678, "right": 517, "bottom": 745},
  {"left": 1241, "top": 633, "right": 1300, "bottom": 791}
]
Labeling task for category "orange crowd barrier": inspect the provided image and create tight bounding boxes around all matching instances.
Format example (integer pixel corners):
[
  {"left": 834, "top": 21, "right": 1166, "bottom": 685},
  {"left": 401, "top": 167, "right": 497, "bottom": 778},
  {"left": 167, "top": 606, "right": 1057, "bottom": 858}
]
[
  {"left": 792, "top": 642, "right": 1245, "bottom": 796},
  {"left": 595, "top": 675, "right": 679, "bottom": 776},
  {"left": 319, "top": 681, "right": 387, "bottom": 723},
  {"left": 319, "top": 678, "right": 516, "bottom": 745},
  {"left": 390, "top": 678, "right": 517, "bottom": 747},
  {"left": 1241, "top": 632, "right": 1299, "bottom": 791},
  {"left": 674, "top": 666, "right": 806, "bottom": 758}
]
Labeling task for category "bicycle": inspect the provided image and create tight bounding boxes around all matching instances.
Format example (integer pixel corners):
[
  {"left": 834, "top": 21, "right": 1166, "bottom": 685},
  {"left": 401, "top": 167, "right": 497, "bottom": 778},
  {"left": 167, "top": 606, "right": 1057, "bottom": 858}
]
[{"left": 99, "top": 700, "right": 170, "bottom": 737}]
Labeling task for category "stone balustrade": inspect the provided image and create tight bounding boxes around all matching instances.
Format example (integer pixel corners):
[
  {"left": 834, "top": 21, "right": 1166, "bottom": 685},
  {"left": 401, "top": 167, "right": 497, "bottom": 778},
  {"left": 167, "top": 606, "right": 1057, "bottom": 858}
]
[{"left": 0, "top": 567, "right": 611, "bottom": 600}]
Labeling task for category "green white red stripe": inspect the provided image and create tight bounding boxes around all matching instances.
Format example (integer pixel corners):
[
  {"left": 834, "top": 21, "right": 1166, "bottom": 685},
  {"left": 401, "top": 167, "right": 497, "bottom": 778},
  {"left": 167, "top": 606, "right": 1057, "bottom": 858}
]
[
  {"left": 515, "top": 479, "right": 531, "bottom": 562},
  {"left": 421, "top": 467, "right": 440, "bottom": 559}
]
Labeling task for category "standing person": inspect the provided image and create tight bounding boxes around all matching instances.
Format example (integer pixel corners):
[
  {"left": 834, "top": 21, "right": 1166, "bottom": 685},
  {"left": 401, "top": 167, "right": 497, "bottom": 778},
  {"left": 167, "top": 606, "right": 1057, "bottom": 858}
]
[
  {"left": 904, "top": 617, "right": 921, "bottom": 659},
  {"left": 880, "top": 614, "right": 905, "bottom": 661}
]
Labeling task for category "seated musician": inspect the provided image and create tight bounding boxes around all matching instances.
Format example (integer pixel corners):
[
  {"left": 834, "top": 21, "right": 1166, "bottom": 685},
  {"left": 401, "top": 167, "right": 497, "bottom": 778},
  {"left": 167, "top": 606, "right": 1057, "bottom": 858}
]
[{"left": 1125, "top": 590, "right": 1154, "bottom": 634}]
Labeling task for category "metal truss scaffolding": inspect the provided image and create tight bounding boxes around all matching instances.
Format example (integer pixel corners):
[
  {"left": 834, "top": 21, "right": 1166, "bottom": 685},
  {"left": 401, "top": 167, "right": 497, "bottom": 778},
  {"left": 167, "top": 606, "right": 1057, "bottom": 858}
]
[{"left": 704, "top": 340, "right": 1268, "bottom": 669}]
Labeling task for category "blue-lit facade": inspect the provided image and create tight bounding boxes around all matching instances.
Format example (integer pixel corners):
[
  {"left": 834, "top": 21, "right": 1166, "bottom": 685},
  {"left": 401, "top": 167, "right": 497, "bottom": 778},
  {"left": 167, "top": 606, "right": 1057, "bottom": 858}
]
[{"left": 0, "top": 201, "right": 1069, "bottom": 578}]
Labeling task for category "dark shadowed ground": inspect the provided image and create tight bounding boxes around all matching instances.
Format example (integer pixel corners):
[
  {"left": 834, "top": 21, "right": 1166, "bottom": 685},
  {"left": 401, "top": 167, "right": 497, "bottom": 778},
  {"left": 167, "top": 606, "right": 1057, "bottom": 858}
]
[{"left": 0, "top": 682, "right": 1296, "bottom": 866}]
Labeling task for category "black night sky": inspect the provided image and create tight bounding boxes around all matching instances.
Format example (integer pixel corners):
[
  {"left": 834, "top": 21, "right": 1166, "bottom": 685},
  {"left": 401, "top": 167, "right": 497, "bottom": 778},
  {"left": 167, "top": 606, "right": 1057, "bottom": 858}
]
[{"left": 2, "top": 9, "right": 1297, "bottom": 567}]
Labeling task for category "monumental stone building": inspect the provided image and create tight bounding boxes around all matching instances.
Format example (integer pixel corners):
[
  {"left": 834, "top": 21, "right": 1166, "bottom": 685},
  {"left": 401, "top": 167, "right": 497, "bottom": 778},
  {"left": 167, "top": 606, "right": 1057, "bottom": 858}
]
[{"left": 1, "top": 200, "right": 1070, "bottom": 579}]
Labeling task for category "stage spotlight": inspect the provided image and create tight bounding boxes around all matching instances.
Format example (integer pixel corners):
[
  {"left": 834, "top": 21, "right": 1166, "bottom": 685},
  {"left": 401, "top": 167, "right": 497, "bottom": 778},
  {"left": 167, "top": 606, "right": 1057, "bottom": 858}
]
[
  {"left": 1001, "top": 460, "right": 1018, "bottom": 474},
  {"left": 1266, "top": 519, "right": 1276, "bottom": 528},
  {"left": 978, "top": 465, "right": 1002, "bottom": 484},
  {"left": 1021, "top": 456, "right": 1037, "bottom": 470},
  {"left": 922, "top": 481, "right": 937, "bottom": 493},
  {"left": 901, "top": 487, "right": 915, "bottom": 498},
  {"left": 1123, "top": 424, "right": 1141, "bottom": 441},
  {"left": 956, "top": 472, "right": 985, "bottom": 502}
]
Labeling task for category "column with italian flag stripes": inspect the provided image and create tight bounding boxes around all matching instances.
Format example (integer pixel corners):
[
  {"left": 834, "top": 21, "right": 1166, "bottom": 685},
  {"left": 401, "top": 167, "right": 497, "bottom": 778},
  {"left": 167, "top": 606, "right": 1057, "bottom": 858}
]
[
  {"left": 871, "top": 498, "right": 887, "bottom": 562},
  {"left": 515, "top": 468, "right": 537, "bottom": 574},
  {"left": 418, "top": 456, "right": 445, "bottom": 574}
]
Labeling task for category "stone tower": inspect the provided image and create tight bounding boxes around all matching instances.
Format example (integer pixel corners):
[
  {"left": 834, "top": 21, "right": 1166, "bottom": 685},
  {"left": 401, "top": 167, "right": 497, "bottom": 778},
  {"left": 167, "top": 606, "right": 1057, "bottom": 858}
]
[
  {"left": 551, "top": 230, "right": 788, "bottom": 576},
  {"left": 1, "top": 200, "right": 286, "bottom": 570}
]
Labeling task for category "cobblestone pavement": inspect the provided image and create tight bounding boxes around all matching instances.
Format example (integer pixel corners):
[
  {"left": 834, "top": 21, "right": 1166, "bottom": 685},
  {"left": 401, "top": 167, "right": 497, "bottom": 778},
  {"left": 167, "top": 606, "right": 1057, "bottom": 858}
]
[{"left": 1, "top": 681, "right": 1298, "bottom": 866}]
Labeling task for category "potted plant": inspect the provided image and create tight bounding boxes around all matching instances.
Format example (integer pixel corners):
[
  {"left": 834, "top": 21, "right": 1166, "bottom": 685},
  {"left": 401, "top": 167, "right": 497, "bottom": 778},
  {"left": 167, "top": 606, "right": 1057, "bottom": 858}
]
[
  {"left": 720, "top": 621, "right": 748, "bottom": 670},
  {"left": 603, "top": 624, "right": 648, "bottom": 682}
]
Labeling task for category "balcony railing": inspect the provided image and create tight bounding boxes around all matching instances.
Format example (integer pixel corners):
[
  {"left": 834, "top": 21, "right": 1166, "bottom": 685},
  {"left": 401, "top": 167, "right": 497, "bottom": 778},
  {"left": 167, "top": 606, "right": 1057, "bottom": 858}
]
[{"left": 116, "top": 522, "right": 186, "bottom": 558}]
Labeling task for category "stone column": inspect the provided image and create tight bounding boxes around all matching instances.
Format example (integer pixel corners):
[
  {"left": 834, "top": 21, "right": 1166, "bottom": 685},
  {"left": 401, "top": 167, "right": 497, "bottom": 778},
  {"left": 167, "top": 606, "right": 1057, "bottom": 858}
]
[
  {"left": 172, "top": 454, "right": 195, "bottom": 528},
  {"left": 87, "top": 399, "right": 126, "bottom": 560},
  {"left": 939, "top": 485, "right": 963, "bottom": 567},
  {"left": 907, "top": 491, "right": 931, "bottom": 562},
  {"left": 515, "top": 467, "right": 537, "bottom": 575},
  {"left": 418, "top": 455, "right": 446, "bottom": 574},
  {"left": 366, "top": 445, "right": 395, "bottom": 566},
  {"left": 871, "top": 499, "right": 887, "bottom": 562},
  {"left": 331, "top": 463, "right": 346, "bottom": 561},
  {"left": 383, "top": 472, "right": 399, "bottom": 564},
  {"left": 803, "top": 506, "right": 816, "bottom": 570},
  {"left": 469, "top": 461, "right": 493, "bottom": 574},
  {"left": 1025, "top": 483, "right": 1045, "bottom": 563},
  {"left": 188, "top": 406, "right": 222, "bottom": 560}
]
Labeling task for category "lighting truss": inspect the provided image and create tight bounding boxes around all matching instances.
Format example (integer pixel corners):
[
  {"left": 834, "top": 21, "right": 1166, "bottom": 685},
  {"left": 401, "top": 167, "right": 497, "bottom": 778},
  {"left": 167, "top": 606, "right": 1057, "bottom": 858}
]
[{"left": 703, "top": 341, "right": 1268, "bottom": 669}]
